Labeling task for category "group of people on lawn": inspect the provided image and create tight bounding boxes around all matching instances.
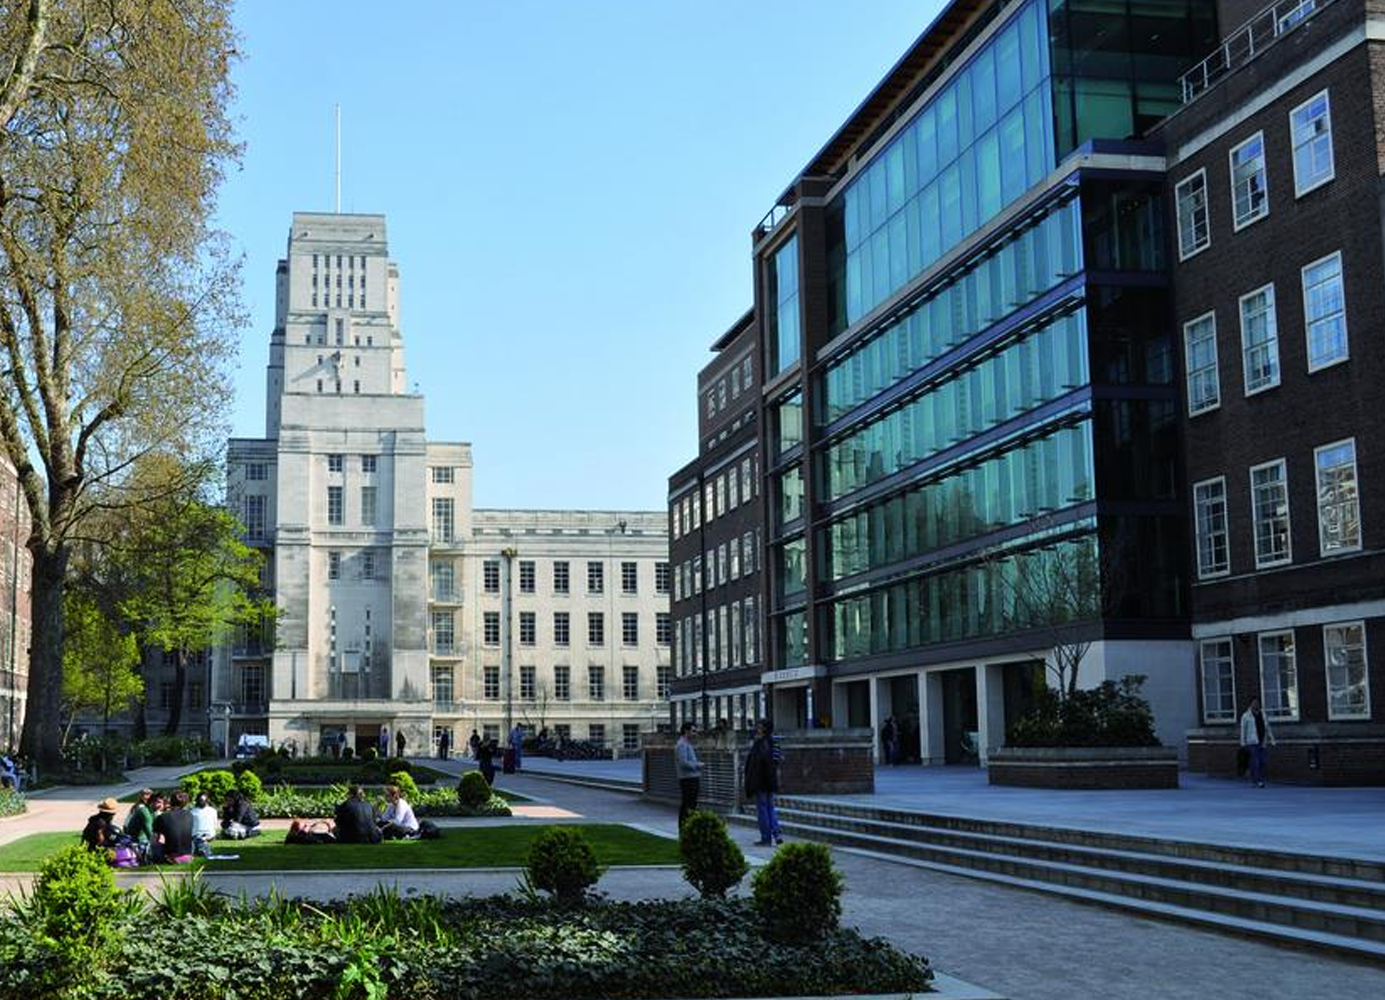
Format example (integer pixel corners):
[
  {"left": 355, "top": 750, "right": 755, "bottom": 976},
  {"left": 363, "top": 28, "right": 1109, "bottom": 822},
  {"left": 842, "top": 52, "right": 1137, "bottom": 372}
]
[
  {"left": 288, "top": 784, "right": 420, "bottom": 845},
  {"left": 82, "top": 787, "right": 262, "bottom": 865}
]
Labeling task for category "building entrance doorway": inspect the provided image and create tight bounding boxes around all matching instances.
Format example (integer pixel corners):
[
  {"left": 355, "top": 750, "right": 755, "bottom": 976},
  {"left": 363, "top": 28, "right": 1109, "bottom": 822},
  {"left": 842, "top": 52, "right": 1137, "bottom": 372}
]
[
  {"left": 772, "top": 685, "right": 809, "bottom": 729},
  {"left": 842, "top": 679, "right": 871, "bottom": 728},
  {"left": 355, "top": 723, "right": 380, "bottom": 756},
  {"left": 886, "top": 675, "right": 920, "bottom": 763},
  {"left": 940, "top": 668, "right": 979, "bottom": 765}
]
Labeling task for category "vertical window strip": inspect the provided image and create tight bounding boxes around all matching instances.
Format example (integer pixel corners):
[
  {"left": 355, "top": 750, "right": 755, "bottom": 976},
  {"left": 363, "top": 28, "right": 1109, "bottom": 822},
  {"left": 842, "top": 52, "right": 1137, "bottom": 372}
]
[{"left": 1302, "top": 252, "right": 1347, "bottom": 371}]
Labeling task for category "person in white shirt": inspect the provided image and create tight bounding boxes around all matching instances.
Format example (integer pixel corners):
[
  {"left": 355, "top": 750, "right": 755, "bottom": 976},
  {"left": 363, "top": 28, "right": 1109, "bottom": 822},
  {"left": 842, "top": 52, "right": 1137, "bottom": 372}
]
[
  {"left": 377, "top": 784, "right": 420, "bottom": 840},
  {"left": 190, "top": 792, "right": 221, "bottom": 858}
]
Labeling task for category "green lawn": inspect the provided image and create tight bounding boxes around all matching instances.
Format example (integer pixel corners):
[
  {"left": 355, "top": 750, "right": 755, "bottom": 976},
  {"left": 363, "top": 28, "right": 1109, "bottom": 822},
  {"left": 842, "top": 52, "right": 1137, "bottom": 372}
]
[{"left": 0, "top": 824, "right": 678, "bottom": 873}]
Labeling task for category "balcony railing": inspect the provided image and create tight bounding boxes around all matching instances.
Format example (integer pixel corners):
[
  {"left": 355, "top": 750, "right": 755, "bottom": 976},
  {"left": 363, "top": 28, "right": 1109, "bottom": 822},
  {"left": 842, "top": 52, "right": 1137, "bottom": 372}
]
[{"left": 1179, "top": 0, "right": 1333, "bottom": 104}]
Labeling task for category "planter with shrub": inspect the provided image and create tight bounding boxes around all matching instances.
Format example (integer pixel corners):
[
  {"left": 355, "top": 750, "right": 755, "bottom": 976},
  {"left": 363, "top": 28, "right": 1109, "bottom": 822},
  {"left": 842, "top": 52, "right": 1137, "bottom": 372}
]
[{"left": 679, "top": 811, "right": 748, "bottom": 899}]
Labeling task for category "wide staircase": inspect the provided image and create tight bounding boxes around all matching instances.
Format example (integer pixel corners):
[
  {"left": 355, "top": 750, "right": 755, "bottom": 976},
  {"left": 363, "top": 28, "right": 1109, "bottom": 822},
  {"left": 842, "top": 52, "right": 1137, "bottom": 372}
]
[{"left": 742, "top": 795, "right": 1385, "bottom": 962}]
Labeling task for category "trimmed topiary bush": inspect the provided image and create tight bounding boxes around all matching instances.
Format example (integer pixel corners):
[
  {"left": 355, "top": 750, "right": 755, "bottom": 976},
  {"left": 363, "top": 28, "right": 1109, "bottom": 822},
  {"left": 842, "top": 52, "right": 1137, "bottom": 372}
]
[
  {"left": 235, "top": 769, "right": 263, "bottom": 802},
  {"left": 751, "top": 841, "right": 843, "bottom": 943},
  {"left": 31, "top": 845, "right": 127, "bottom": 967},
  {"left": 181, "top": 769, "right": 236, "bottom": 803},
  {"left": 526, "top": 827, "right": 601, "bottom": 901},
  {"left": 679, "top": 811, "right": 748, "bottom": 898},
  {"left": 457, "top": 770, "right": 491, "bottom": 810},
  {"left": 389, "top": 770, "right": 420, "bottom": 801}
]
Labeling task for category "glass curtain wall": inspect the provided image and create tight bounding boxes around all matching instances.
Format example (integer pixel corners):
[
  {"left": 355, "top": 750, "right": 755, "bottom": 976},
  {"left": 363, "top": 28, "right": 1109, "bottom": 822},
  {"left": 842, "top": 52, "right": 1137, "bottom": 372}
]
[
  {"left": 767, "top": 236, "right": 801, "bottom": 375},
  {"left": 829, "top": 0, "right": 1054, "bottom": 333}
]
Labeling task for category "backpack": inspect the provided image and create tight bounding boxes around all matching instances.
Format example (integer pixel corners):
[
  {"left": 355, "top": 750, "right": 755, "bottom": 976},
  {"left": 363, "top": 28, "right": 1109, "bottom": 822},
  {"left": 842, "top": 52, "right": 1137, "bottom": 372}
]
[
  {"left": 110, "top": 845, "right": 140, "bottom": 869},
  {"left": 417, "top": 819, "right": 442, "bottom": 840}
]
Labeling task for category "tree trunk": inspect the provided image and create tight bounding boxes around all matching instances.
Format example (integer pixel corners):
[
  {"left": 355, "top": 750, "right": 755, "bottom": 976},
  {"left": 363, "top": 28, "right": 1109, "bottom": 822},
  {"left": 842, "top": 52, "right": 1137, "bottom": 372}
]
[
  {"left": 20, "top": 543, "right": 68, "bottom": 771},
  {"left": 163, "top": 646, "right": 186, "bottom": 735},
  {"left": 132, "top": 642, "right": 148, "bottom": 740}
]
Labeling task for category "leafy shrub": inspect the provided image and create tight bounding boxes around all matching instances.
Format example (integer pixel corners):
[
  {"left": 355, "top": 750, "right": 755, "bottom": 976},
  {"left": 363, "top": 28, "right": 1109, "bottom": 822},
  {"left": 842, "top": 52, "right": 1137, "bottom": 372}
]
[
  {"left": 1007, "top": 675, "right": 1159, "bottom": 748},
  {"left": 361, "top": 746, "right": 378, "bottom": 762},
  {"left": 0, "top": 787, "right": 24, "bottom": 818},
  {"left": 679, "top": 811, "right": 748, "bottom": 898},
  {"left": 181, "top": 769, "right": 236, "bottom": 803},
  {"left": 751, "top": 842, "right": 843, "bottom": 943},
  {"left": 235, "top": 770, "right": 264, "bottom": 802},
  {"left": 30, "top": 845, "right": 126, "bottom": 966},
  {"left": 389, "top": 770, "right": 420, "bottom": 801},
  {"left": 457, "top": 770, "right": 491, "bottom": 810},
  {"left": 526, "top": 828, "right": 601, "bottom": 901}
]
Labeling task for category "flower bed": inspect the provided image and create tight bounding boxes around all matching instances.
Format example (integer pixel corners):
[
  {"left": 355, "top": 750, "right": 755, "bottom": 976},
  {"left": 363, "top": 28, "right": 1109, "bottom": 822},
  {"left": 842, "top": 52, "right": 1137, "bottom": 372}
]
[
  {"left": 0, "top": 788, "right": 24, "bottom": 818},
  {"left": 0, "top": 892, "right": 933, "bottom": 1000}
]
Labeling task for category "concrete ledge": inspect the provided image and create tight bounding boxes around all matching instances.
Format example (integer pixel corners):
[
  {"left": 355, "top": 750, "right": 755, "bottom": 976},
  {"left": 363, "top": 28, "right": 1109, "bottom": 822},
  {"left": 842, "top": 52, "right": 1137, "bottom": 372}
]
[
  {"left": 656, "top": 974, "right": 1004, "bottom": 1000},
  {"left": 988, "top": 747, "right": 1179, "bottom": 789}
]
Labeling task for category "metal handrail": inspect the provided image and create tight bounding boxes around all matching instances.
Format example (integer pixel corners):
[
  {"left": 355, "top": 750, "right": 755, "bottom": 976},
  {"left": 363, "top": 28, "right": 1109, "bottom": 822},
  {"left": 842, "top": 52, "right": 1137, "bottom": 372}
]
[{"left": 1179, "top": 0, "right": 1333, "bottom": 104}]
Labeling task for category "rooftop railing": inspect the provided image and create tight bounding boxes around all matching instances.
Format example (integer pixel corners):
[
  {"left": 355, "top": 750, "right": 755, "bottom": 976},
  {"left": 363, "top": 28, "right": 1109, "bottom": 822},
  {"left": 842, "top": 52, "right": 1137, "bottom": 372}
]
[{"left": 1179, "top": 0, "right": 1334, "bottom": 104}]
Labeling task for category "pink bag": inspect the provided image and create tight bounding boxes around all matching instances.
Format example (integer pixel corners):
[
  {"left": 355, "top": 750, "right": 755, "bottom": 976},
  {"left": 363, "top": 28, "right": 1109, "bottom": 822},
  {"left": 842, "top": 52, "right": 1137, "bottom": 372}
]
[{"left": 111, "top": 846, "right": 140, "bottom": 868}]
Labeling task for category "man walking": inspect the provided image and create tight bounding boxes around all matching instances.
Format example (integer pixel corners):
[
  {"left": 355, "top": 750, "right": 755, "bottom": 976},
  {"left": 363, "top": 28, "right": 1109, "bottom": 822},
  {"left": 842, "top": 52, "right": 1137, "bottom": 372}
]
[
  {"left": 509, "top": 723, "right": 525, "bottom": 771},
  {"left": 744, "top": 719, "right": 782, "bottom": 846},
  {"left": 1240, "top": 697, "right": 1275, "bottom": 787},
  {"left": 675, "top": 721, "right": 701, "bottom": 827}
]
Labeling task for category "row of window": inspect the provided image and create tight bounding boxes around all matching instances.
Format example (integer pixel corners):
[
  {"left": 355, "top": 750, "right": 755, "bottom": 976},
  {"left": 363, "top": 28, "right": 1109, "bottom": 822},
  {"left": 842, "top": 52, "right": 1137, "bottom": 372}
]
[
  {"left": 323, "top": 485, "right": 380, "bottom": 527},
  {"left": 461, "top": 663, "right": 670, "bottom": 703},
  {"left": 671, "top": 455, "right": 759, "bottom": 539},
  {"left": 1184, "top": 251, "right": 1347, "bottom": 415},
  {"left": 675, "top": 597, "right": 761, "bottom": 676},
  {"left": 481, "top": 559, "right": 669, "bottom": 597},
  {"left": 434, "top": 724, "right": 648, "bottom": 752},
  {"left": 704, "top": 353, "right": 755, "bottom": 418},
  {"left": 304, "top": 318, "right": 375, "bottom": 348},
  {"left": 326, "top": 549, "right": 381, "bottom": 582},
  {"left": 674, "top": 531, "right": 761, "bottom": 602},
  {"left": 477, "top": 610, "right": 671, "bottom": 648},
  {"left": 1175, "top": 89, "right": 1334, "bottom": 261},
  {"left": 1200, "top": 621, "right": 1369, "bottom": 723},
  {"left": 1192, "top": 438, "right": 1360, "bottom": 578},
  {"left": 312, "top": 254, "right": 368, "bottom": 270}
]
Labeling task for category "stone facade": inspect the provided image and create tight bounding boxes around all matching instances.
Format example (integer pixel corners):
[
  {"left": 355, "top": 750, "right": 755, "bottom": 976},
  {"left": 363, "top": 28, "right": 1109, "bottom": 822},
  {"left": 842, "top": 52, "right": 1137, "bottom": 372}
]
[{"left": 0, "top": 457, "right": 30, "bottom": 752}]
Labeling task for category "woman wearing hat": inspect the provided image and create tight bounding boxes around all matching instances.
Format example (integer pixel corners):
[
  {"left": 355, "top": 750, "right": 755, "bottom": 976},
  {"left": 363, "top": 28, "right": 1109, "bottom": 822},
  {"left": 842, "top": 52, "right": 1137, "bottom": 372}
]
[{"left": 81, "top": 798, "right": 121, "bottom": 851}]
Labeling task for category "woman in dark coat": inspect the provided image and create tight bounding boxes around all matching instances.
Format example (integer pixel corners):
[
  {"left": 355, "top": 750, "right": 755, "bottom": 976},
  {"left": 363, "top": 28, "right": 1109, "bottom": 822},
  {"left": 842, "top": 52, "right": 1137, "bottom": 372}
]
[{"left": 743, "top": 720, "right": 782, "bottom": 846}]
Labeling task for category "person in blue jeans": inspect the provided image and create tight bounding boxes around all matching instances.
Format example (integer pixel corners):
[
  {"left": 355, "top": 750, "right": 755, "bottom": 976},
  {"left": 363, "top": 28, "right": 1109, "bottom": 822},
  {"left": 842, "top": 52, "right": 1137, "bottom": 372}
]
[
  {"left": 743, "top": 719, "right": 782, "bottom": 846},
  {"left": 509, "top": 724, "right": 524, "bottom": 771},
  {"left": 1239, "top": 697, "right": 1275, "bottom": 787}
]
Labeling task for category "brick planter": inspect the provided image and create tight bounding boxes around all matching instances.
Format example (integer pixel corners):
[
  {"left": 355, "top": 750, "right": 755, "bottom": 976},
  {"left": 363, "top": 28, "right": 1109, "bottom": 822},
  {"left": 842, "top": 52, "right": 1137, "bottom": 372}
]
[{"left": 987, "top": 746, "right": 1179, "bottom": 789}]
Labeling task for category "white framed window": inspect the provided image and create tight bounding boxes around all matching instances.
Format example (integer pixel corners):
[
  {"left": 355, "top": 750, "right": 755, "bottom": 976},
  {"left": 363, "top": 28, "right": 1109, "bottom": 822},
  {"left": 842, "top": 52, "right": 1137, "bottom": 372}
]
[
  {"left": 1199, "top": 638, "right": 1236, "bottom": 723},
  {"left": 483, "top": 611, "right": 500, "bottom": 646},
  {"left": 1257, "top": 630, "right": 1299, "bottom": 720},
  {"left": 1250, "top": 459, "right": 1291, "bottom": 568},
  {"left": 1324, "top": 621, "right": 1369, "bottom": 720},
  {"left": 326, "top": 485, "right": 344, "bottom": 526},
  {"left": 1290, "top": 90, "right": 1334, "bottom": 196},
  {"left": 1315, "top": 438, "right": 1360, "bottom": 555},
  {"left": 483, "top": 665, "right": 500, "bottom": 700},
  {"left": 483, "top": 560, "right": 500, "bottom": 594},
  {"left": 1183, "top": 312, "right": 1220, "bottom": 415},
  {"left": 554, "top": 611, "right": 570, "bottom": 647},
  {"left": 432, "top": 466, "right": 455, "bottom": 484},
  {"left": 1302, "top": 252, "right": 1347, "bottom": 372},
  {"left": 360, "top": 485, "right": 376, "bottom": 527},
  {"left": 1193, "top": 477, "right": 1230, "bottom": 578},
  {"left": 1239, "top": 284, "right": 1279, "bottom": 395},
  {"left": 361, "top": 454, "right": 376, "bottom": 474},
  {"left": 1175, "top": 169, "right": 1210, "bottom": 259},
  {"left": 1229, "top": 132, "right": 1268, "bottom": 230},
  {"left": 554, "top": 665, "right": 570, "bottom": 701}
]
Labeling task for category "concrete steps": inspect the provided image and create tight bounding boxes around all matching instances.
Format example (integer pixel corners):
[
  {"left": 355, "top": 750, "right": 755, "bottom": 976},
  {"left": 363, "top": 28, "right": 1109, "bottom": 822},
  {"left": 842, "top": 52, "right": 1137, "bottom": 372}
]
[{"left": 738, "top": 796, "right": 1385, "bottom": 962}]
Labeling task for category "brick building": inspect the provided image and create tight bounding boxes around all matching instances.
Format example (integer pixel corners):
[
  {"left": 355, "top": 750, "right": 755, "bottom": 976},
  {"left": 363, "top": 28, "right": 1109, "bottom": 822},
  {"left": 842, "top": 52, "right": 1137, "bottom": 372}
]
[{"left": 0, "top": 457, "right": 31, "bottom": 752}]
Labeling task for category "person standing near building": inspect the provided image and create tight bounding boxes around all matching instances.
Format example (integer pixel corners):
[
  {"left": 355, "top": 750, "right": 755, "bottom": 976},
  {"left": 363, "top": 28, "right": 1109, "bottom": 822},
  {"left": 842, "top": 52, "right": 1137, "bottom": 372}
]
[
  {"left": 378, "top": 726, "right": 390, "bottom": 758},
  {"left": 469, "top": 729, "right": 481, "bottom": 760},
  {"left": 509, "top": 723, "right": 525, "bottom": 772},
  {"left": 438, "top": 729, "right": 450, "bottom": 760},
  {"left": 675, "top": 721, "right": 701, "bottom": 826},
  {"left": 396, "top": 730, "right": 406, "bottom": 758},
  {"left": 881, "top": 716, "right": 899, "bottom": 766},
  {"left": 1240, "top": 697, "right": 1275, "bottom": 788},
  {"left": 744, "top": 720, "right": 782, "bottom": 846}
]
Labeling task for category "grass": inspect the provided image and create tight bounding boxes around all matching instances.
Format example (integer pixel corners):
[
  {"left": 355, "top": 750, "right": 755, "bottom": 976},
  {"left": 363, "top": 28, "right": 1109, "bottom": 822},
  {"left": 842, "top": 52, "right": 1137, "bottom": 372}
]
[{"left": 0, "top": 823, "right": 678, "bottom": 873}]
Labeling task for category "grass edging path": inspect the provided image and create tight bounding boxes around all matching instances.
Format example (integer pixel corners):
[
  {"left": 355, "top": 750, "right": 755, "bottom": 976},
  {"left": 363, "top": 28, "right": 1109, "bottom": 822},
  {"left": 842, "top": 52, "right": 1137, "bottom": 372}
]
[{"left": 0, "top": 823, "right": 679, "bottom": 873}]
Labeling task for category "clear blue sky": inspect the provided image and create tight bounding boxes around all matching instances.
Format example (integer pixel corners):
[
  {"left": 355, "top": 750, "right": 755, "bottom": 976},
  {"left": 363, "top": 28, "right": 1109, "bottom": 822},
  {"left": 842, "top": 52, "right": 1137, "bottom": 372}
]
[{"left": 218, "top": 1, "right": 942, "bottom": 509}]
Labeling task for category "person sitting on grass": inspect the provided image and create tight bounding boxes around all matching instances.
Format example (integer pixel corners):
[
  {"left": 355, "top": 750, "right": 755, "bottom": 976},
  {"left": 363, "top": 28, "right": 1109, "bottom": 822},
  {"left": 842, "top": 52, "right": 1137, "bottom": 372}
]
[
  {"left": 191, "top": 792, "right": 220, "bottom": 859},
  {"left": 220, "top": 789, "right": 262, "bottom": 839},
  {"left": 81, "top": 798, "right": 121, "bottom": 852},
  {"left": 333, "top": 785, "right": 381, "bottom": 844},
  {"left": 153, "top": 790, "right": 195, "bottom": 863},
  {"left": 377, "top": 784, "right": 420, "bottom": 840},
  {"left": 123, "top": 789, "right": 156, "bottom": 852}
]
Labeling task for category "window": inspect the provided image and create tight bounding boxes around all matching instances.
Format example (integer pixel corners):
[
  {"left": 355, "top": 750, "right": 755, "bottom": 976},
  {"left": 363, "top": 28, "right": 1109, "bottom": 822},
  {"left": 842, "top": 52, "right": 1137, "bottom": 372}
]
[
  {"left": 239, "top": 664, "right": 265, "bottom": 706},
  {"left": 243, "top": 495, "right": 266, "bottom": 540},
  {"left": 360, "top": 486, "right": 376, "bottom": 526},
  {"left": 622, "top": 561, "right": 637, "bottom": 594},
  {"left": 1258, "top": 630, "right": 1299, "bottom": 720},
  {"left": 483, "top": 724, "right": 499, "bottom": 742},
  {"left": 188, "top": 681, "right": 204, "bottom": 710},
  {"left": 691, "top": 492, "right": 701, "bottom": 529},
  {"left": 655, "top": 562, "right": 670, "bottom": 595},
  {"left": 483, "top": 560, "right": 500, "bottom": 594},
  {"left": 1250, "top": 460, "right": 1291, "bottom": 568},
  {"left": 1239, "top": 285, "right": 1279, "bottom": 394},
  {"left": 622, "top": 612, "right": 638, "bottom": 647},
  {"left": 553, "top": 561, "right": 570, "bottom": 594},
  {"left": 1302, "top": 252, "right": 1347, "bottom": 371},
  {"left": 717, "top": 544, "right": 728, "bottom": 586},
  {"left": 327, "top": 454, "right": 343, "bottom": 473},
  {"left": 589, "top": 723, "right": 606, "bottom": 746},
  {"left": 588, "top": 612, "right": 604, "bottom": 646},
  {"left": 432, "top": 665, "right": 454, "bottom": 706},
  {"left": 433, "top": 726, "right": 453, "bottom": 752},
  {"left": 728, "top": 469, "right": 740, "bottom": 509},
  {"left": 361, "top": 455, "right": 376, "bottom": 473},
  {"left": 741, "top": 458, "right": 753, "bottom": 501},
  {"left": 361, "top": 550, "right": 375, "bottom": 580},
  {"left": 160, "top": 681, "right": 175, "bottom": 710},
  {"left": 483, "top": 611, "right": 500, "bottom": 646},
  {"left": 1175, "top": 170, "right": 1210, "bottom": 259},
  {"left": 745, "top": 596, "right": 758, "bottom": 664},
  {"left": 484, "top": 666, "right": 500, "bottom": 700},
  {"left": 587, "top": 561, "right": 604, "bottom": 594},
  {"left": 730, "top": 542, "right": 741, "bottom": 581},
  {"left": 588, "top": 665, "right": 605, "bottom": 701},
  {"left": 1229, "top": 132, "right": 1268, "bottom": 229},
  {"left": 1199, "top": 639, "right": 1236, "bottom": 723},
  {"left": 1193, "top": 477, "right": 1230, "bottom": 578},
  {"left": 718, "top": 606, "right": 729, "bottom": 669},
  {"left": 431, "top": 498, "right": 454, "bottom": 543},
  {"left": 1183, "top": 313, "right": 1220, "bottom": 415},
  {"left": 432, "top": 466, "right": 455, "bottom": 484},
  {"left": 731, "top": 601, "right": 742, "bottom": 667},
  {"left": 520, "top": 665, "right": 536, "bottom": 702},
  {"left": 246, "top": 462, "right": 267, "bottom": 481},
  {"left": 715, "top": 476, "right": 726, "bottom": 518},
  {"left": 327, "top": 486, "right": 344, "bottom": 526},
  {"left": 328, "top": 551, "right": 341, "bottom": 580},
  {"left": 1324, "top": 621, "right": 1369, "bottom": 719},
  {"left": 657, "top": 665, "right": 672, "bottom": 698},
  {"left": 431, "top": 561, "right": 455, "bottom": 601},
  {"left": 1291, "top": 90, "right": 1334, "bottom": 195},
  {"left": 554, "top": 612, "right": 570, "bottom": 647},
  {"left": 743, "top": 532, "right": 755, "bottom": 575},
  {"left": 554, "top": 665, "right": 571, "bottom": 701},
  {"left": 519, "top": 560, "right": 535, "bottom": 594},
  {"left": 623, "top": 724, "right": 641, "bottom": 751},
  {"left": 704, "top": 482, "right": 715, "bottom": 523},
  {"left": 656, "top": 612, "right": 671, "bottom": 646},
  {"left": 623, "top": 664, "right": 639, "bottom": 701},
  {"left": 519, "top": 611, "right": 536, "bottom": 646},
  {"left": 431, "top": 610, "right": 454, "bottom": 654},
  {"left": 692, "top": 555, "right": 703, "bottom": 594},
  {"left": 1315, "top": 439, "right": 1360, "bottom": 555}
]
